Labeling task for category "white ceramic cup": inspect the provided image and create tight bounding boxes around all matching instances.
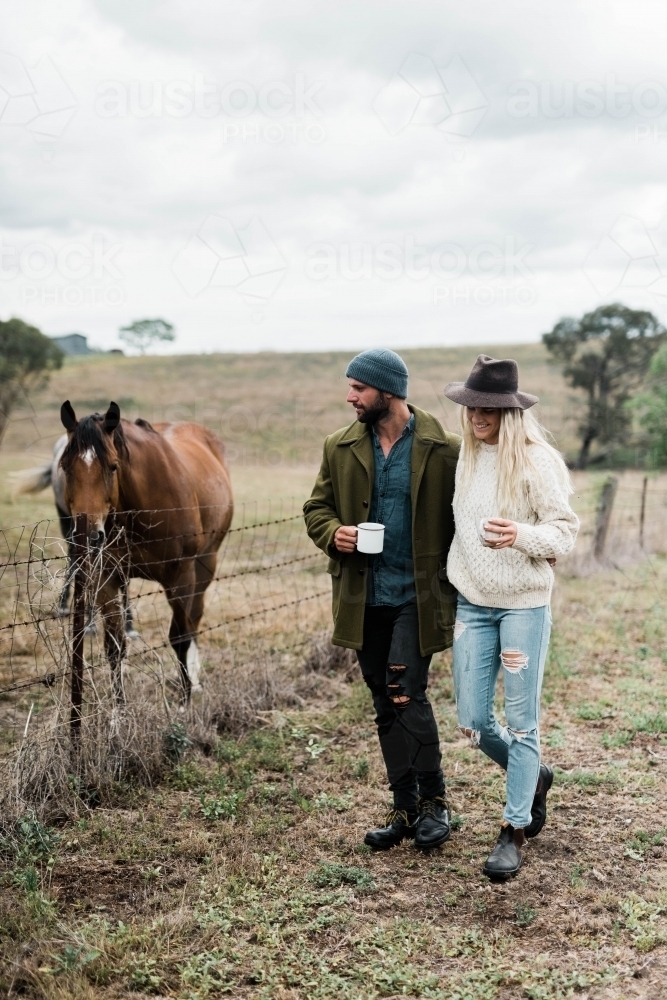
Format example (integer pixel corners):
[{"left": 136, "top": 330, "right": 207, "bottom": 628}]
[{"left": 356, "top": 522, "right": 385, "bottom": 553}]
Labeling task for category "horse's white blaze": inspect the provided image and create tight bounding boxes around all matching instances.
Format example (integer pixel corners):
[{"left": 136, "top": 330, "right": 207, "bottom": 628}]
[
  {"left": 187, "top": 641, "right": 202, "bottom": 692},
  {"left": 81, "top": 448, "right": 96, "bottom": 466}
]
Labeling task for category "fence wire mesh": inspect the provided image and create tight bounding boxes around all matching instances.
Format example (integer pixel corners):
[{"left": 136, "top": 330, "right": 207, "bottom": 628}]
[
  {"left": 0, "top": 497, "right": 331, "bottom": 762},
  {"left": 1, "top": 473, "right": 666, "bottom": 820}
]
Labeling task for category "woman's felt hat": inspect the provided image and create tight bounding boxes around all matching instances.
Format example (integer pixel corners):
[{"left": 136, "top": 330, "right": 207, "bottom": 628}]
[{"left": 444, "top": 354, "right": 538, "bottom": 409}]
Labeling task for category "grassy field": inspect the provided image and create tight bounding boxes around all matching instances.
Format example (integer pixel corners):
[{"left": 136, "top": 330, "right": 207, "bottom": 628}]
[
  {"left": 2, "top": 346, "right": 667, "bottom": 999},
  {"left": 2, "top": 342, "right": 581, "bottom": 468}
]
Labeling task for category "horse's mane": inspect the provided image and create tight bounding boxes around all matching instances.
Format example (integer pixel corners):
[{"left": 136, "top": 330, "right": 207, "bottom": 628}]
[{"left": 60, "top": 415, "right": 129, "bottom": 476}]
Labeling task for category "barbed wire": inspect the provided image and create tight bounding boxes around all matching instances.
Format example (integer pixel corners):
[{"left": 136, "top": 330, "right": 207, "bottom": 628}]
[
  {"left": 1, "top": 479, "right": 666, "bottom": 755},
  {"left": 0, "top": 587, "right": 331, "bottom": 697}
]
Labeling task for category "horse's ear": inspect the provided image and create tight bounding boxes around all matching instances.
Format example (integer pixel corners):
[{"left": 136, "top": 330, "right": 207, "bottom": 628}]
[
  {"left": 61, "top": 401, "right": 77, "bottom": 432},
  {"left": 103, "top": 402, "right": 121, "bottom": 433}
]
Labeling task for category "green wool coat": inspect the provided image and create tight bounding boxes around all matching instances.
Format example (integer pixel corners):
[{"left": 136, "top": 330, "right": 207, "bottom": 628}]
[{"left": 303, "top": 405, "right": 461, "bottom": 655}]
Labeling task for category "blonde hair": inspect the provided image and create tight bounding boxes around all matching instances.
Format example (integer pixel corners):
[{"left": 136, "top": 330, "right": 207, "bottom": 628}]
[{"left": 458, "top": 406, "right": 572, "bottom": 516}]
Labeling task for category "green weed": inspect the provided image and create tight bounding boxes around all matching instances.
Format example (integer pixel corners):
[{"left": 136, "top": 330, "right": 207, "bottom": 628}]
[
  {"left": 625, "top": 829, "right": 665, "bottom": 860},
  {"left": 577, "top": 702, "right": 613, "bottom": 721},
  {"left": 309, "top": 862, "right": 375, "bottom": 891},
  {"left": 515, "top": 901, "right": 537, "bottom": 926},
  {"left": 619, "top": 893, "right": 667, "bottom": 952},
  {"left": 1, "top": 813, "right": 60, "bottom": 865},
  {"left": 631, "top": 712, "right": 667, "bottom": 734},
  {"left": 199, "top": 791, "right": 243, "bottom": 820},
  {"left": 163, "top": 720, "right": 191, "bottom": 762},
  {"left": 51, "top": 944, "right": 100, "bottom": 975},
  {"left": 601, "top": 730, "right": 633, "bottom": 748},
  {"left": 215, "top": 739, "right": 243, "bottom": 763},
  {"left": 129, "top": 956, "right": 161, "bottom": 992},
  {"left": 554, "top": 768, "right": 610, "bottom": 790},
  {"left": 545, "top": 726, "right": 565, "bottom": 748},
  {"left": 569, "top": 863, "right": 586, "bottom": 887},
  {"left": 248, "top": 730, "right": 290, "bottom": 771},
  {"left": 168, "top": 761, "right": 208, "bottom": 791},
  {"left": 314, "top": 791, "right": 353, "bottom": 812},
  {"left": 353, "top": 757, "right": 369, "bottom": 780}
]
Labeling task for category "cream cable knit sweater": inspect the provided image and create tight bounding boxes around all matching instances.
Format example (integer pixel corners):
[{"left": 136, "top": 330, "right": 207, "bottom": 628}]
[{"left": 447, "top": 442, "right": 579, "bottom": 609}]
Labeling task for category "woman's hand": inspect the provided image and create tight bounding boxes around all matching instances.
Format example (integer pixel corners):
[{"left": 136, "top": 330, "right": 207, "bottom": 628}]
[{"left": 483, "top": 517, "right": 518, "bottom": 549}]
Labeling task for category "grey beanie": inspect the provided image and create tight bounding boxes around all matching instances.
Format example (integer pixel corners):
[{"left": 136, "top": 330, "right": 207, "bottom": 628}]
[{"left": 345, "top": 348, "right": 409, "bottom": 398}]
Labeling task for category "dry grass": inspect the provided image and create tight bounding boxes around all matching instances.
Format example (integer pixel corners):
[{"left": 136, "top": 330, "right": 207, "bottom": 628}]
[
  {"left": 0, "top": 635, "right": 336, "bottom": 830},
  {"left": 1, "top": 342, "right": 579, "bottom": 465}
]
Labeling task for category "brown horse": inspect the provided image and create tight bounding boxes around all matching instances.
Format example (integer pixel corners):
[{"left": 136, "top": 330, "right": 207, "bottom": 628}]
[{"left": 59, "top": 400, "right": 233, "bottom": 702}]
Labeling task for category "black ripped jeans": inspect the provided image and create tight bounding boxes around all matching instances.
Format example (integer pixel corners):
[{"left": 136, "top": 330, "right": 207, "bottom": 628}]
[{"left": 357, "top": 599, "right": 445, "bottom": 814}]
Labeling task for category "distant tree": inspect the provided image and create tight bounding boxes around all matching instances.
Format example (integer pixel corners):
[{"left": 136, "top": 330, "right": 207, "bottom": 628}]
[
  {"left": 119, "top": 318, "right": 175, "bottom": 355},
  {"left": 0, "top": 318, "right": 63, "bottom": 445},
  {"left": 629, "top": 344, "right": 667, "bottom": 468},
  {"left": 542, "top": 304, "right": 666, "bottom": 469}
]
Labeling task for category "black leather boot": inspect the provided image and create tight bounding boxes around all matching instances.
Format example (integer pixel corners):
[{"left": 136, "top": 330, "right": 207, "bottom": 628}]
[
  {"left": 483, "top": 824, "right": 525, "bottom": 879},
  {"left": 525, "top": 764, "right": 554, "bottom": 838},
  {"left": 414, "top": 796, "right": 451, "bottom": 849},
  {"left": 364, "top": 809, "right": 417, "bottom": 850}
]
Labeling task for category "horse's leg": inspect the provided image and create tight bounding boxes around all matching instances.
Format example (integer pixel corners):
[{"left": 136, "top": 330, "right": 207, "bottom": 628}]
[
  {"left": 98, "top": 578, "right": 126, "bottom": 704},
  {"left": 122, "top": 582, "right": 139, "bottom": 638},
  {"left": 56, "top": 507, "right": 74, "bottom": 617},
  {"left": 58, "top": 547, "right": 74, "bottom": 616},
  {"left": 165, "top": 562, "right": 198, "bottom": 703},
  {"left": 183, "top": 553, "right": 217, "bottom": 693},
  {"left": 84, "top": 601, "right": 98, "bottom": 635}
]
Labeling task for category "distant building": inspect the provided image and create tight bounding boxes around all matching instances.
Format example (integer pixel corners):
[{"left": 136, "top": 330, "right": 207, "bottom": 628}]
[{"left": 50, "top": 333, "right": 93, "bottom": 355}]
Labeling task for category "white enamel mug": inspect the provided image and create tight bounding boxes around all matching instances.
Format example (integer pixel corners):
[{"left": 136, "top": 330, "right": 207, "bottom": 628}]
[
  {"left": 356, "top": 522, "right": 385, "bottom": 554},
  {"left": 478, "top": 518, "right": 498, "bottom": 543}
]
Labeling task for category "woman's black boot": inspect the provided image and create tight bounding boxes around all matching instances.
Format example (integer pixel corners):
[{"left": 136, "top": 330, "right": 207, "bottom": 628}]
[
  {"left": 525, "top": 764, "right": 554, "bottom": 838},
  {"left": 483, "top": 824, "right": 525, "bottom": 879}
]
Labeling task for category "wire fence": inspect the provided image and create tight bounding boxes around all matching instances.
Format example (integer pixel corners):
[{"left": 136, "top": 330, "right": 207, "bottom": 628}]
[
  {"left": 0, "top": 497, "right": 332, "bottom": 762},
  {"left": 566, "top": 472, "right": 667, "bottom": 572},
  {"left": 0, "top": 473, "right": 666, "bottom": 820}
]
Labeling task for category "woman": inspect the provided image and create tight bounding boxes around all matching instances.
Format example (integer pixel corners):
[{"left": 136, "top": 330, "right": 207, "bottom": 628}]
[{"left": 444, "top": 355, "right": 579, "bottom": 879}]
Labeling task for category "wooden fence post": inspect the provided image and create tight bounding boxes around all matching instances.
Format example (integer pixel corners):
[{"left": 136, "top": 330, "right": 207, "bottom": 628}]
[
  {"left": 639, "top": 475, "right": 648, "bottom": 549},
  {"left": 70, "top": 512, "right": 87, "bottom": 755},
  {"left": 593, "top": 476, "right": 618, "bottom": 560}
]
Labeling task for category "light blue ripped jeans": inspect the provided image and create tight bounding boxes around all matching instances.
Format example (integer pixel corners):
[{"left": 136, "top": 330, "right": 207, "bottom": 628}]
[{"left": 452, "top": 595, "right": 551, "bottom": 829}]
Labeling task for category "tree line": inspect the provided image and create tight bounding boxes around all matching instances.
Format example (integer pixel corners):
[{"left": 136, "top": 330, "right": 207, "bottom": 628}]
[
  {"left": 0, "top": 318, "right": 174, "bottom": 445},
  {"left": 543, "top": 303, "right": 667, "bottom": 470}
]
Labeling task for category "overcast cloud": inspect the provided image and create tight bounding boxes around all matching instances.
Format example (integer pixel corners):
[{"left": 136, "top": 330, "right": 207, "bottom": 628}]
[{"left": 2, "top": 0, "right": 667, "bottom": 353}]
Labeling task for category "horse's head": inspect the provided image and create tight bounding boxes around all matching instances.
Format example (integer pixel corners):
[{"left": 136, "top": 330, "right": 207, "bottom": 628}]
[{"left": 59, "top": 400, "right": 126, "bottom": 548}]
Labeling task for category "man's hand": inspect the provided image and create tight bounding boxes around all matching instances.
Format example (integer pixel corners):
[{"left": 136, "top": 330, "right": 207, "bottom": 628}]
[
  {"left": 483, "top": 517, "right": 518, "bottom": 549},
  {"left": 334, "top": 525, "right": 358, "bottom": 553}
]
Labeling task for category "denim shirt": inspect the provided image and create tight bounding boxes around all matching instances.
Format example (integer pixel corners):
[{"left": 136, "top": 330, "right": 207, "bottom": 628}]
[{"left": 367, "top": 414, "right": 416, "bottom": 606}]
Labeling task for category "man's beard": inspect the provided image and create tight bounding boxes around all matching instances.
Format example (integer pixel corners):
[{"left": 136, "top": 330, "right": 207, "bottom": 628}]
[{"left": 356, "top": 392, "right": 390, "bottom": 424}]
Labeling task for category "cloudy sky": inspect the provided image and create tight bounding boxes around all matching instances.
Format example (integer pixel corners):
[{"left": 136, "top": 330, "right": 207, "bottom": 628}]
[{"left": 2, "top": 0, "right": 667, "bottom": 353}]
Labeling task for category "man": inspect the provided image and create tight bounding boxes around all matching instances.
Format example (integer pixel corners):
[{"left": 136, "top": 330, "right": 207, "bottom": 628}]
[{"left": 304, "top": 349, "right": 460, "bottom": 850}]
